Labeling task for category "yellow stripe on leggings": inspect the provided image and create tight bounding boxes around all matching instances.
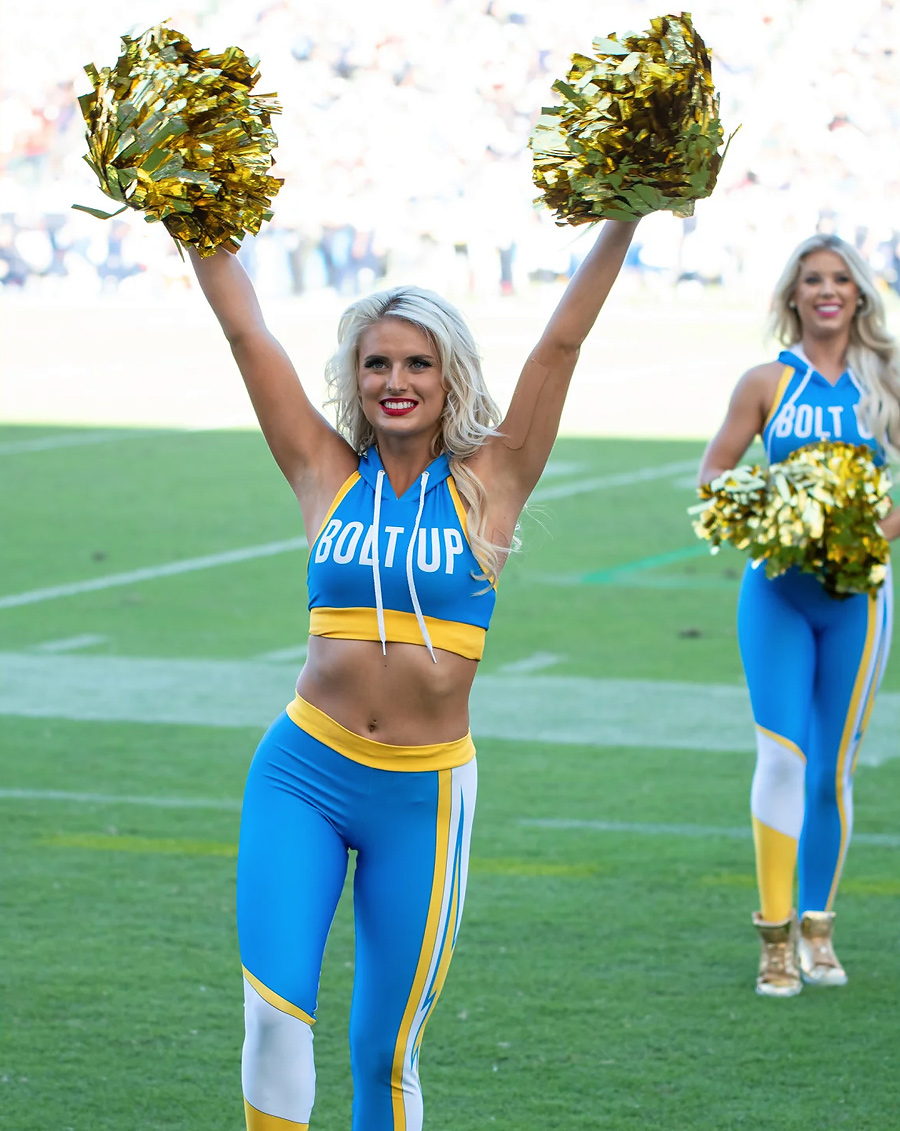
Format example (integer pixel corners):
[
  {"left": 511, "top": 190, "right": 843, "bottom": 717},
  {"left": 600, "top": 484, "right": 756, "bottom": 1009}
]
[
  {"left": 851, "top": 592, "right": 888, "bottom": 777},
  {"left": 756, "top": 724, "right": 805, "bottom": 761},
  {"left": 242, "top": 966, "right": 315, "bottom": 1027},
  {"left": 390, "top": 769, "right": 452, "bottom": 1131},
  {"left": 243, "top": 1098, "right": 308, "bottom": 1130},
  {"left": 827, "top": 592, "right": 877, "bottom": 911},
  {"left": 752, "top": 815, "right": 798, "bottom": 924},
  {"left": 410, "top": 823, "right": 464, "bottom": 1070}
]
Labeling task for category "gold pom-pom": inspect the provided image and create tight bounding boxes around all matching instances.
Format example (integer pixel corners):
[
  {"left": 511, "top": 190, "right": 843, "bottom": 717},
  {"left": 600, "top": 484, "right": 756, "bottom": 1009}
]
[
  {"left": 73, "top": 24, "right": 282, "bottom": 257},
  {"left": 530, "top": 12, "right": 736, "bottom": 225},
  {"left": 690, "top": 442, "right": 892, "bottom": 597}
]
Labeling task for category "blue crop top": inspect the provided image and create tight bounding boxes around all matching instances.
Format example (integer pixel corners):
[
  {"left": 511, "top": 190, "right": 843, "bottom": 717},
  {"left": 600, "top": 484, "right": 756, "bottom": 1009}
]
[
  {"left": 762, "top": 348, "right": 883, "bottom": 465},
  {"left": 306, "top": 448, "right": 496, "bottom": 661}
]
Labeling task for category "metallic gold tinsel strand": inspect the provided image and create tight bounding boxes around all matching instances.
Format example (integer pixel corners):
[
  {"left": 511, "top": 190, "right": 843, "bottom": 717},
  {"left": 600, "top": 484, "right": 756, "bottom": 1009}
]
[
  {"left": 73, "top": 24, "right": 282, "bottom": 256},
  {"left": 689, "top": 442, "right": 892, "bottom": 596},
  {"left": 530, "top": 12, "right": 737, "bottom": 225}
]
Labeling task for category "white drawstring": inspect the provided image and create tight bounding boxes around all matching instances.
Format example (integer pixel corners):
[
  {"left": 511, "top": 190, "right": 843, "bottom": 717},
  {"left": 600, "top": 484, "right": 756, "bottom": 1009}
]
[
  {"left": 371, "top": 470, "right": 387, "bottom": 654},
  {"left": 406, "top": 471, "right": 436, "bottom": 663}
]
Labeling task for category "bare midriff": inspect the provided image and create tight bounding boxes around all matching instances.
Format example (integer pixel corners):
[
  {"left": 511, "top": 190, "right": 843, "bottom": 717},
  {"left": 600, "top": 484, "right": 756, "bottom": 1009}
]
[{"left": 295, "top": 635, "right": 478, "bottom": 746}]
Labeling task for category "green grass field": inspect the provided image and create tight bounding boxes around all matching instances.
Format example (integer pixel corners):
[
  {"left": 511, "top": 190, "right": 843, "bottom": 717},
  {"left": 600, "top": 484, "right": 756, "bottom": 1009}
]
[{"left": 3, "top": 424, "right": 900, "bottom": 1130}]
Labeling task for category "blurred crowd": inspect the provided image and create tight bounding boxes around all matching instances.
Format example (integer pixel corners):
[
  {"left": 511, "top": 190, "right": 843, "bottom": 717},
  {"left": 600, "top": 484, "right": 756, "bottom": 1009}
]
[{"left": 2, "top": 0, "right": 900, "bottom": 301}]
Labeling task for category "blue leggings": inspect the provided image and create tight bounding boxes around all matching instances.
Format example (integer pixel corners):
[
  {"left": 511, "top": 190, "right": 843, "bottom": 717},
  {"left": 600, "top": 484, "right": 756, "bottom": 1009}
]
[
  {"left": 738, "top": 563, "right": 891, "bottom": 918},
  {"left": 236, "top": 700, "right": 477, "bottom": 1131}
]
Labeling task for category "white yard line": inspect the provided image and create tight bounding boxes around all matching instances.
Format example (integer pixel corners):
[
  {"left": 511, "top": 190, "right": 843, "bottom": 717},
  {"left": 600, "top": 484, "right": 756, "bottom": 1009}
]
[
  {"left": 520, "top": 818, "right": 900, "bottom": 848},
  {"left": 495, "top": 652, "right": 563, "bottom": 675},
  {"left": 1, "top": 652, "right": 897, "bottom": 767},
  {"left": 530, "top": 459, "right": 699, "bottom": 502},
  {"left": 1, "top": 788, "right": 896, "bottom": 848},
  {"left": 0, "top": 537, "right": 308, "bottom": 610},
  {"left": 1, "top": 458, "right": 694, "bottom": 611},
  {"left": 255, "top": 645, "right": 309, "bottom": 663},
  {"left": 33, "top": 634, "right": 108, "bottom": 654},
  {"left": 0, "top": 788, "right": 240, "bottom": 811},
  {"left": 0, "top": 430, "right": 162, "bottom": 455}
]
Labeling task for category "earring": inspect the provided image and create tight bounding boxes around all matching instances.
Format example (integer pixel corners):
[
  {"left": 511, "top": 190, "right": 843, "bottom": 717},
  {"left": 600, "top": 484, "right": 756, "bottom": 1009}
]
[
  {"left": 789, "top": 302, "right": 797, "bottom": 310},
  {"left": 857, "top": 297, "right": 864, "bottom": 308}
]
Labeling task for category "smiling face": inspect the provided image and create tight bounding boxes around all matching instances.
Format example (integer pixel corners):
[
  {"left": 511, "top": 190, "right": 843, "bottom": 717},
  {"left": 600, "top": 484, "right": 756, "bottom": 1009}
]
[
  {"left": 357, "top": 318, "right": 447, "bottom": 446},
  {"left": 790, "top": 249, "right": 861, "bottom": 340}
]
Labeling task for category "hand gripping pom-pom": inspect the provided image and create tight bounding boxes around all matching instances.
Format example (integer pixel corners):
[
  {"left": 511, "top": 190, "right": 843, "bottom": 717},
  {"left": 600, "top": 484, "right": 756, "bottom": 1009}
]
[
  {"left": 530, "top": 12, "right": 737, "bottom": 225},
  {"left": 689, "top": 442, "right": 893, "bottom": 597},
  {"left": 73, "top": 24, "right": 283, "bottom": 257}
]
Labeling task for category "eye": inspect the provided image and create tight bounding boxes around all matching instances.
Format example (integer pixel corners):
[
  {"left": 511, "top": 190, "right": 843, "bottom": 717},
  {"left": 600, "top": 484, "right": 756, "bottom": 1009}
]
[
  {"left": 363, "top": 357, "right": 388, "bottom": 370},
  {"left": 409, "top": 358, "right": 433, "bottom": 370}
]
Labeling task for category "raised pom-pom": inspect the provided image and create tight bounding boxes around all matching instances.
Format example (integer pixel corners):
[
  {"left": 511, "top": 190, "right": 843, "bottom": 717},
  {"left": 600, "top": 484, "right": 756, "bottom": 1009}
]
[
  {"left": 73, "top": 24, "right": 282, "bottom": 257},
  {"left": 530, "top": 12, "right": 735, "bottom": 225}
]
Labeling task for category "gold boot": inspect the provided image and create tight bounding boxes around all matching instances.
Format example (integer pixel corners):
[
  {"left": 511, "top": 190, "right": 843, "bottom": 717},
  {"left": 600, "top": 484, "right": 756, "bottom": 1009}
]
[
  {"left": 798, "top": 911, "right": 847, "bottom": 986},
  {"left": 752, "top": 911, "right": 802, "bottom": 997}
]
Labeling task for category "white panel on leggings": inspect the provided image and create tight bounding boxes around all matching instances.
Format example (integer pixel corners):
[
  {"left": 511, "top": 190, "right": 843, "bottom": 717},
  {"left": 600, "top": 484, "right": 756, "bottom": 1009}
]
[
  {"left": 242, "top": 977, "right": 315, "bottom": 1124},
  {"left": 750, "top": 729, "right": 804, "bottom": 839}
]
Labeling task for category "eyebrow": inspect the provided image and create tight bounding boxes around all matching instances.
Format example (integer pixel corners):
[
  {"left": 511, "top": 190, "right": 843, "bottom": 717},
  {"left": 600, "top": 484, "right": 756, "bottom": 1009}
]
[{"left": 362, "top": 353, "right": 437, "bottom": 362}]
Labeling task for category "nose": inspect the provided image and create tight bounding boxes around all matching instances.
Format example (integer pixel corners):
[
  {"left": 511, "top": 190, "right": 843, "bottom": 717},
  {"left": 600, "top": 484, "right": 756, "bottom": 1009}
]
[{"left": 386, "top": 364, "right": 408, "bottom": 391}]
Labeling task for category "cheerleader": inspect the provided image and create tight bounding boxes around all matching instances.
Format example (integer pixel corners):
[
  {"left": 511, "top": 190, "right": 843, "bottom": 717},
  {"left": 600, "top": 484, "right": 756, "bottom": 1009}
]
[{"left": 699, "top": 234, "right": 900, "bottom": 996}]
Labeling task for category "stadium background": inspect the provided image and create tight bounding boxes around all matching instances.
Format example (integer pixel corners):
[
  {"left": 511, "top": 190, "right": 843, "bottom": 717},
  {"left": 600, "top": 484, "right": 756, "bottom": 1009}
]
[{"left": 3, "top": 2, "right": 900, "bottom": 1129}]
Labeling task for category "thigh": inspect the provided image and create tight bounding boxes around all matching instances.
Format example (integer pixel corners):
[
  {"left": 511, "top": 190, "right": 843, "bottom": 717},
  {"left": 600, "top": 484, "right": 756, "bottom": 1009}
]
[
  {"left": 349, "top": 759, "right": 477, "bottom": 1123},
  {"left": 810, "top": 579, "right": 893, "bottom": 776},
  {"left": 738, "top": 564, "right": 816, "bottom": 747},
  {"left": 237, "top": 713, "right": 350, "bottom": 1018}
]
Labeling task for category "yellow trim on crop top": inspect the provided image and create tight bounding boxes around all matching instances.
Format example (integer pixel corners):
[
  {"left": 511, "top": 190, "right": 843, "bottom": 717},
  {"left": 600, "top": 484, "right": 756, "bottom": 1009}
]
[{"left": 308, "top": 607, "right": 486, "bottom": 660}]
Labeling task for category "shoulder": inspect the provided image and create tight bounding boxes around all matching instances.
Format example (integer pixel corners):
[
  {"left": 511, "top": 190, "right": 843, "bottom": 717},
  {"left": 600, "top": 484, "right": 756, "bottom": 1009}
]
[
  {"left": 741, "top": 360, "right": 789, "bottom": 388},
  {"left": 733, "top": 360, "right": 790, "bottom": 410}
]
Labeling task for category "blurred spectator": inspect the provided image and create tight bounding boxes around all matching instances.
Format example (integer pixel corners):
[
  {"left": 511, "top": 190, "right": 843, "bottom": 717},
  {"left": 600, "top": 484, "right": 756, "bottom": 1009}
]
[{"left": 2, "top": 0, "right": 900, "bottom": 299}]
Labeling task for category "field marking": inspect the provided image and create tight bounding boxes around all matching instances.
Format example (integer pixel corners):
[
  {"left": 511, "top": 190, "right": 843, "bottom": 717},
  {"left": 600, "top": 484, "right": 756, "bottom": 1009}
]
[
  {"left": 538, "top": 460, "right": 587, "bottom": 480},
  {"left": 0, "top": 788, "right": 240, "bottom": 811},
  {"left": 0, "top": 456, "right": 693, "bottom": 611},
  {"left": 4, "top": 790, "right": 898, "bottom": 852},
  {"left": 1, "top": 652, "right": 897, "bottom": 766},
  {"left": 0, "top": 430, "right": 165, "bottom": 455},
  {"left": 255, "top": 644, "right": 309, "bottom": 663},
  {"left": 33, "top": 634, "right": 109, "bottom": 654},
  {"left": 0, "top": 537, "right": 308, "bottom": 610},
  {"left": 520, "top": 818, "right": 900, "bottom": 848},
  {"left": 34, "top": 833, "right": 604, "bottom": 875},
  {"left": 530, "top": 459, "right": 698, "bottom": 502},
  {"left": 495, "top": 651, "right": 563, "bottom": 675},
  {"left": 582, "top": 545, "right": 710, "bottom": 585}
]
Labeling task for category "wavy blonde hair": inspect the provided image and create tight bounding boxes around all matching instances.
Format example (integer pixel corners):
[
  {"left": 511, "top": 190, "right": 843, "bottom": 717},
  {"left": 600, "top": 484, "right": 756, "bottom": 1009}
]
[
  {"left": 324, "top": 285, "right": 513, "bottom": 581},
  {"left": 769, "top": 233, "right": 900, "bottom": 462}
]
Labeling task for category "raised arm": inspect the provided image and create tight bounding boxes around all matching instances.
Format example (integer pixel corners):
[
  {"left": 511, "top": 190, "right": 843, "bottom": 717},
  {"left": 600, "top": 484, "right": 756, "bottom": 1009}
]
[
  {"left": 188, "top": 247, "right": 353, "bottom": 499},
  {"left": 480, "top": 219, "right": 638, "bottom": 505}
]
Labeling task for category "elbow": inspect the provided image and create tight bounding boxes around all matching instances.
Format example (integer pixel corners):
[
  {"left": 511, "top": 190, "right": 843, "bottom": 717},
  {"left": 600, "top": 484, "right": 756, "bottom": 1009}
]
[{"left": 539, "top": 338, "right": 582, "bottom": 364}]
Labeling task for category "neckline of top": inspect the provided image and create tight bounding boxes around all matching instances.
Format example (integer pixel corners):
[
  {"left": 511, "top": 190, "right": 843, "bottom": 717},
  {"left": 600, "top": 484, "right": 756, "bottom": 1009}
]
[
  {"left": 780, "top": 347, "right": 852, "bottom": 389},
  {"left": 359, "top": 446, "right": 451, "bottom": 500}
]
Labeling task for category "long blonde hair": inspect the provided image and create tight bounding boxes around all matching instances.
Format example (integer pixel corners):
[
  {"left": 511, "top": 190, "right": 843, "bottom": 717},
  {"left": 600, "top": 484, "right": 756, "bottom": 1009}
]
[
  {"left": 769, "top": 233, "right": 900, "bottom": 462},
  {"left": 324, "top": 285, "right": 511, "bottom": 580}
]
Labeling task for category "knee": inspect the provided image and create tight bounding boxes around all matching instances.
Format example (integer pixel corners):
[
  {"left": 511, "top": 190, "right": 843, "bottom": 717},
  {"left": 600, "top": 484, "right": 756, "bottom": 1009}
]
[
  {"left": 242, "top": 980, "right": 315, "bottom": 1122},
  {"left": 751, "top": 729, "right": 806, "bottom": 837},
  {"left": 805, "top": 768, "right": 840, "bottom": 810},
  {"left": 349, "top": 1017, "right": 397, "bottom": 1086}
]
